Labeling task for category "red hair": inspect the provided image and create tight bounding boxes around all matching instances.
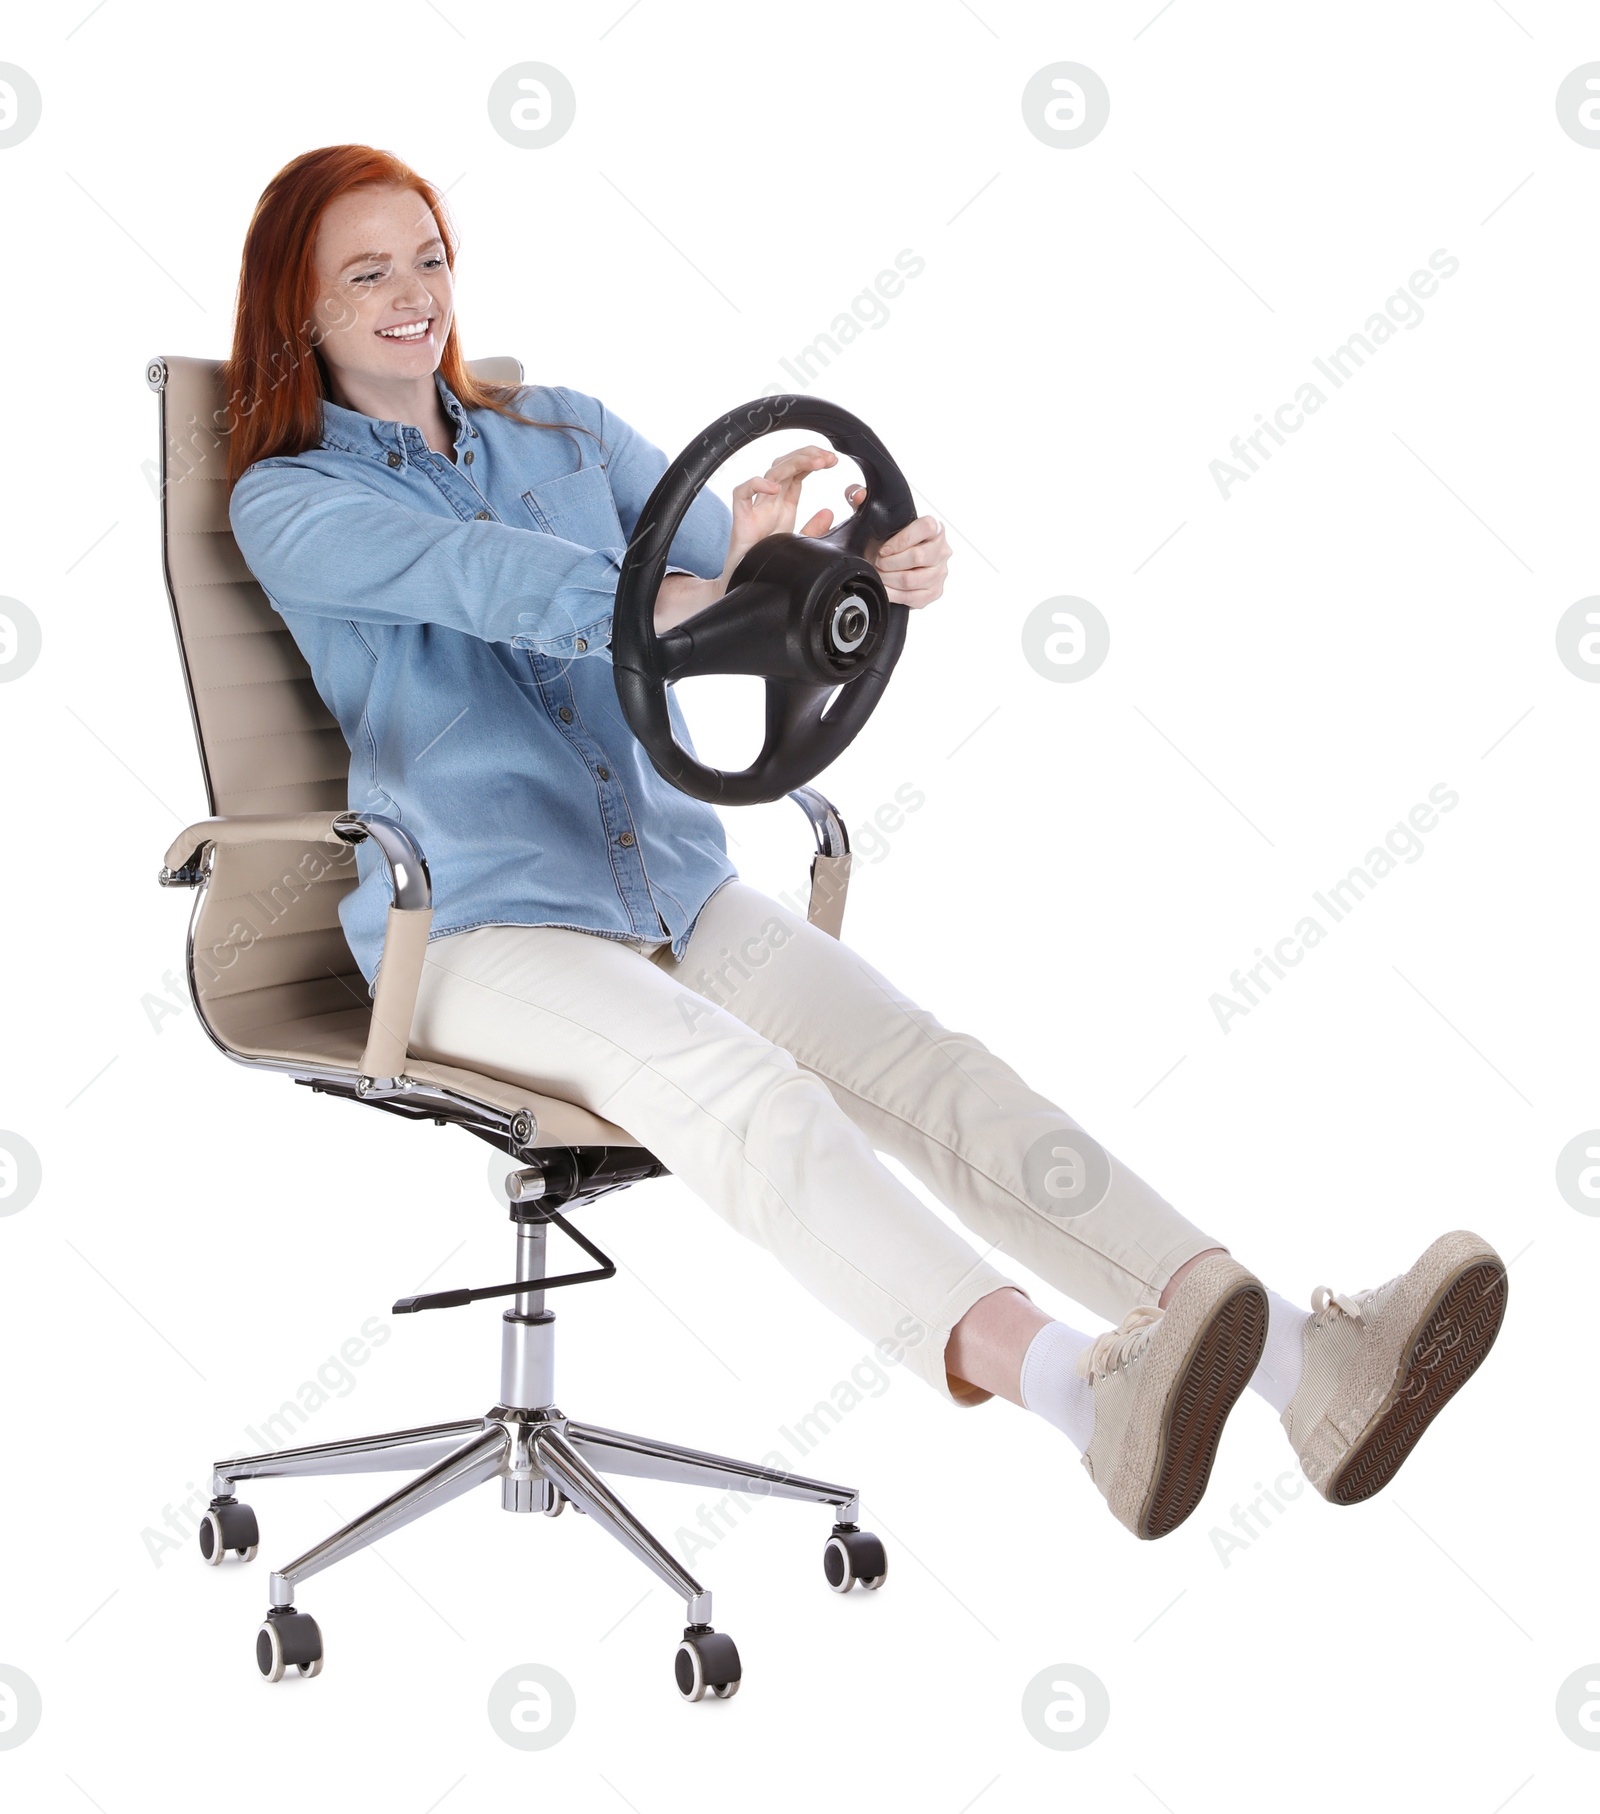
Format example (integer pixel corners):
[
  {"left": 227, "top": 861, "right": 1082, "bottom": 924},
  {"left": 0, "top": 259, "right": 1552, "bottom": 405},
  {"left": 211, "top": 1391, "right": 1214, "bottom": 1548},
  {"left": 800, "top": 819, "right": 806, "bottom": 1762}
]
[{"left": 222, "top": 144, "right": 593, "bottom": 486}]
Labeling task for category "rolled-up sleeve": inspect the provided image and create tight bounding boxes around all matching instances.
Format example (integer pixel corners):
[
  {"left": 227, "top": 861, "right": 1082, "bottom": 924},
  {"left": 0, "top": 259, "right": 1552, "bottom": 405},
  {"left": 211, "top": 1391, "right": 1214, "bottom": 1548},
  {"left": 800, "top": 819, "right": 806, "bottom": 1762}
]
[{"left": 229, "top": 460, "right": 627, "bottom": 655}]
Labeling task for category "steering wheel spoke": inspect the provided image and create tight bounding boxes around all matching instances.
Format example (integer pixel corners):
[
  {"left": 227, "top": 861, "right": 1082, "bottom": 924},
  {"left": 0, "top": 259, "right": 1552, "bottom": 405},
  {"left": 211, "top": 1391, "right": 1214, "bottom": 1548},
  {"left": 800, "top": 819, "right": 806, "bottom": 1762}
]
[
  {"left": 764, "top": 677, "right": 834, "bottom": 742},
  {"left": 659, "top": 580, "right": 803, "bottom": 683}
]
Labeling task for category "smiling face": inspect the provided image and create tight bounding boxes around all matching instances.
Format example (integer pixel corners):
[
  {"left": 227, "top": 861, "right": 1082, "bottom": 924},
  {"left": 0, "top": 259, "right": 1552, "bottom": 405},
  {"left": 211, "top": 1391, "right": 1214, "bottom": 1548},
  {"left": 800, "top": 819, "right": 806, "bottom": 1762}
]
[{"left": 309, "top": 183, "right": 455, "bottom": 409}]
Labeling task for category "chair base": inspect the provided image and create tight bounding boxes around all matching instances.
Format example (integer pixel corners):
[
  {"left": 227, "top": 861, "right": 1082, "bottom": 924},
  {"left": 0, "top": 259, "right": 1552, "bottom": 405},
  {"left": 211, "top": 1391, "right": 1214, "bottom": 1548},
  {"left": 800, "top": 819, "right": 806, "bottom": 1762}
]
[
  {"left": 202, "top": 1400, "right": 887, "bottom": 1699},
  {"left": 198, "top": 1167, "right": 889, "bottom": 1700}
]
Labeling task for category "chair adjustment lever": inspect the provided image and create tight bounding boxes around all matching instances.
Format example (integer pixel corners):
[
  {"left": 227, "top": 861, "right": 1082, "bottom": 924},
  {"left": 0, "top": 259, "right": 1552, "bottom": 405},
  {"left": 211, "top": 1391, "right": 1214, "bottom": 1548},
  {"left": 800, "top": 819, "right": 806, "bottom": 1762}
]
[{"left": 391, "top": 1207, "right": 615, "bottom": 1314}]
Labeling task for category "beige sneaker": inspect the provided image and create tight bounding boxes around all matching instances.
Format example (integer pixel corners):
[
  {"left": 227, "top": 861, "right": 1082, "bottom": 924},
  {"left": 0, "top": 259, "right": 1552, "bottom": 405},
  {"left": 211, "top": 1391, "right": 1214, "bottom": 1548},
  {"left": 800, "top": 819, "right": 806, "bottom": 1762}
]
[
  {"left": 1284, "top": 1229, "right": 1508, "bottom": 1504},
  {"left": 1079, "top": 1253, "right": 1267, "bottom": 1540}
]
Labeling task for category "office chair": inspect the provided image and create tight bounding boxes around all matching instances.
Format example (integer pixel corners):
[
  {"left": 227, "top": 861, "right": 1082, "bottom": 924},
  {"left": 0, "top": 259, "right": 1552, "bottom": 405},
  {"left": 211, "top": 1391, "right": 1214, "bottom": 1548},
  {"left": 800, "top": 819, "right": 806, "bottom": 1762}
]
[{"left": 146, "top": 353, "right": 889, "bottom": 1701}]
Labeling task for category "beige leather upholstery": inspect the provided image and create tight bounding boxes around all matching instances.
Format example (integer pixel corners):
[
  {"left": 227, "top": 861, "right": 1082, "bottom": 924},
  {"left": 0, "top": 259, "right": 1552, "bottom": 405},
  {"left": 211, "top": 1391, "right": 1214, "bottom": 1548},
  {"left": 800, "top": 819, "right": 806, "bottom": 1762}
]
[
  {"left": 152, "top": 351, "right": 522, "bottom": 818},
  {"left": 164, "top": 813, "right": 363, "bottom": 866},
  {"left": 167, "top": 812, "right": 637, "bottom": 1147},
  {"left": 151, "top": 352, "right": 847, "bottom": 1152},
  {"left": 805, "top": 853, "right": 853, "bottom": 940},
  {"left": 363, "top": 905, "right": 435, "bottom": 1079}
]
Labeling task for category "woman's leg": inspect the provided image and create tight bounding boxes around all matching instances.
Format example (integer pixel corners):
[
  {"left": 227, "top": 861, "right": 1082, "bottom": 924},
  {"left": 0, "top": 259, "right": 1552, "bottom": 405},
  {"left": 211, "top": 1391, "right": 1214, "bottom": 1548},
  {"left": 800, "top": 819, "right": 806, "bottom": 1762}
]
[
  {"left": 408, "top": 919, "right": 1028, "bottom": 1408},
  {"left": 409, "top": 904, "right": 1274, "bottom": 1538},
  {"left": 659, "top": 882, "right": 1508, "bottom": 1515},
  {"left": 651, "top": 880, "right": 1226, "bottom": 1337}
]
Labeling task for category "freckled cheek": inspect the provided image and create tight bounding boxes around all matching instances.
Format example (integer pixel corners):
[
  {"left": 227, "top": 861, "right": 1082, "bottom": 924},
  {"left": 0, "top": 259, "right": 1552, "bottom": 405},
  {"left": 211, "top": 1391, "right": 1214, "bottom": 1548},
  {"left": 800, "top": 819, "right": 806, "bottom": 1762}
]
[{"left": 315, "top": 291, "right": 364, "bottom": 338}]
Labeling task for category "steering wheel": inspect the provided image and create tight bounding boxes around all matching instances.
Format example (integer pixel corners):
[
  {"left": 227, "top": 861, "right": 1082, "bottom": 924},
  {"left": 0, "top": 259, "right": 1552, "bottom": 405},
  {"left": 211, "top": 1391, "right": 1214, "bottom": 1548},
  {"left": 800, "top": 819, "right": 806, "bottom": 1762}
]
[{"left": 611, "top": 394, "right": 918, "bottom": 805}]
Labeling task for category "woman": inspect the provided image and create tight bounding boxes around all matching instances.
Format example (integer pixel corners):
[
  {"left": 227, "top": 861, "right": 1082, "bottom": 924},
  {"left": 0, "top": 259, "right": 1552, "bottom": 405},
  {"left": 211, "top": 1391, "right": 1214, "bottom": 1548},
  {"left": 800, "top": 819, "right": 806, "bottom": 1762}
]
[{"left": 224, "top": 145, "right": 1507, "bottom": 1541}]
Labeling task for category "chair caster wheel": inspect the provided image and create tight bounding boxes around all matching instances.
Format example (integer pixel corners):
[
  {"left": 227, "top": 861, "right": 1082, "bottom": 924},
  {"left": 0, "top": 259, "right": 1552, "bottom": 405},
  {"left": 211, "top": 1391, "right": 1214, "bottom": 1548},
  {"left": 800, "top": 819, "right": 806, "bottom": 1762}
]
[
  {"left": 199, "top": 1501, "right": 260, "bottom": 1566},
  {"left": 674, "top": 1627, "right": 741, "bottom": 1702},
  {"left": 256, "top": 1609, "right": 324, "bottom": 1682},
  {"left": 823, "top": 1526, "right": 887, "bottom": 1593}
]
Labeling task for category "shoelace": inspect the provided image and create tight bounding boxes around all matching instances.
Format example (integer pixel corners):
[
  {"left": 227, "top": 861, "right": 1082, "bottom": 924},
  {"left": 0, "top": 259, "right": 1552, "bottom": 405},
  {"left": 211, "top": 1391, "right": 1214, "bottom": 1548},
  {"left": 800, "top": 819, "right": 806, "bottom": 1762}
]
[
  {"left": 1075, "top": 1302, "right": 1163, "bottom": 1381},
  {"left": 1308, "top": 1275, "right": 1395, "bottom": 1326}
]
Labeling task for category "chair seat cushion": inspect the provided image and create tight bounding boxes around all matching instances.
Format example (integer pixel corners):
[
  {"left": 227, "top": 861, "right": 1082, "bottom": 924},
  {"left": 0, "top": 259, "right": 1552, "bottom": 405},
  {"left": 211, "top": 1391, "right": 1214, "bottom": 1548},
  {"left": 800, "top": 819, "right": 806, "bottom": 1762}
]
[{"left": 219, "top": 997, "right": 640, "bottom": 1149}]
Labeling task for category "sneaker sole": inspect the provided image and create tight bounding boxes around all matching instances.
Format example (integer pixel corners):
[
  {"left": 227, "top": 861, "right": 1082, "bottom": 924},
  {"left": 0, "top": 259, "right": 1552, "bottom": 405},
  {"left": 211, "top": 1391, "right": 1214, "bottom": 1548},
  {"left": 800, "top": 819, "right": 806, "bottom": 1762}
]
[
  {"left": 1324, "top": 1254, "right": 1508, "bottom": 1506},
  {"left": 1137, "top": 1277, "right": 1268, "bottom": 1539}
]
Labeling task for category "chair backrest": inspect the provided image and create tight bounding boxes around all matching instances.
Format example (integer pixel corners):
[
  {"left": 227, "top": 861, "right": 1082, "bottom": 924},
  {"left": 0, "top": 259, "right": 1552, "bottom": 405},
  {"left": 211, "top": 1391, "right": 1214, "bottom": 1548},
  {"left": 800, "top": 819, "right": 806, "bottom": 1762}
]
[
  {"left": 146, "top": 353, "right": 535, "bottom": 1057},
  {"left": 148, "top": 353, "right": 524, "bottom": 816}
]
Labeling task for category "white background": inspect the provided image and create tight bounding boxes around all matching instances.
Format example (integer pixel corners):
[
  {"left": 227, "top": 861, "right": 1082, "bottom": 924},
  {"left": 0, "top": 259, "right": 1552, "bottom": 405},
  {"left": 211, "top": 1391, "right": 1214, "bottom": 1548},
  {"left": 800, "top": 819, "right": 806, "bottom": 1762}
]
[{"left": 1, "top": 1, "right": 1594, "bottom": 1808}]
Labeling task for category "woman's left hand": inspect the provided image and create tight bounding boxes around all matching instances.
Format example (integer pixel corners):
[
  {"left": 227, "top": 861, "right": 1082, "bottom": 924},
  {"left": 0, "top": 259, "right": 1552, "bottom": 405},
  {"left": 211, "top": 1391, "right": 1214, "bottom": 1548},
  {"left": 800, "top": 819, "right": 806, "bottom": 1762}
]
[{"left": 837, "top": 481, "right": 950, "bottom": 609}]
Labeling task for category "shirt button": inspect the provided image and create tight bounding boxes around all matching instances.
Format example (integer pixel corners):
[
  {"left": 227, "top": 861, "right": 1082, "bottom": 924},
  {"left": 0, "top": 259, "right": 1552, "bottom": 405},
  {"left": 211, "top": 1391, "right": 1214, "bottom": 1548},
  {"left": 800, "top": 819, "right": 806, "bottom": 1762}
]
[
  {"left": 574, "top": 637, "right": 587, "bottom": 652},
  {"left": 558, "top": 706, "right": 574, "bottom": 724},
  {"left": 597, "top": 766, "right": 610, "bottom": 781},
  {"left": 386, "top": 451, "right": 402, "bottom": 468},
  {"left": 618, "top": 831, "right": 636, "bottom": 848},
  {"left": 463, "top": 449, "right": 475, "bottom": 465},
  {"left": 474, "top": 509, "right": 491, "bottom": 520}
]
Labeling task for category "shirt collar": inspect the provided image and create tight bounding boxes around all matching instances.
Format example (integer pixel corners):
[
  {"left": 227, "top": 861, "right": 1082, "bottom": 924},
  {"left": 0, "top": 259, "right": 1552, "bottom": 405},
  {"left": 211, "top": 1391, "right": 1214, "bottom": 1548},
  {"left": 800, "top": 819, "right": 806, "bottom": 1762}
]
[{"left": 318, "top": 369, "right": 470, "bottom": 463}]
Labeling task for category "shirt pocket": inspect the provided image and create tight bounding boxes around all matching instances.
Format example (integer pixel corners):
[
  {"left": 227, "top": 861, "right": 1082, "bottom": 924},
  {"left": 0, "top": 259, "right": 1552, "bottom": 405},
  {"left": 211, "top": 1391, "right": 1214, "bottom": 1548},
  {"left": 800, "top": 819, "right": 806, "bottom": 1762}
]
[{"left": 521, "top": 462, "right": 625, "bottom": 549}]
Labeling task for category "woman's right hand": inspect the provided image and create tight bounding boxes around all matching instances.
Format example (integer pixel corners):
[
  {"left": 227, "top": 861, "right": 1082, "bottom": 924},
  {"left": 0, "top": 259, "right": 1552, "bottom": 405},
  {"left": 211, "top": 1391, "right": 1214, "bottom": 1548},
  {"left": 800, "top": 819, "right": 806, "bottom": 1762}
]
[
  {"left": 720, "top": 444, "right": 842, "bottom": 583},
  {"left": 653, "top": 444, "right": 853, "bottom": 636}
]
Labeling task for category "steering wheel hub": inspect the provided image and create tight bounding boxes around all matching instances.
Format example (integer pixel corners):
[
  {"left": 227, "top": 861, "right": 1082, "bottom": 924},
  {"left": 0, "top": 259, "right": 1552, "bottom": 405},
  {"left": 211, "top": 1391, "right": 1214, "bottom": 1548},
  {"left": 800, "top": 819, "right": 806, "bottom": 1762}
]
[{"left": 830, "top": 597, "right": 871, "bottom": 656}]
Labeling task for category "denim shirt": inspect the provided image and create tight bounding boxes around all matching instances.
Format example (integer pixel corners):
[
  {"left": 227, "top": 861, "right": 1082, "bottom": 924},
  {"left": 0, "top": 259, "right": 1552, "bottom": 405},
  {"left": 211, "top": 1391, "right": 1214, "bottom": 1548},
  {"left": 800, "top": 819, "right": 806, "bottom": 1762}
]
[{"left": 227, "top": 371, "right": 739, "bottom": 986}]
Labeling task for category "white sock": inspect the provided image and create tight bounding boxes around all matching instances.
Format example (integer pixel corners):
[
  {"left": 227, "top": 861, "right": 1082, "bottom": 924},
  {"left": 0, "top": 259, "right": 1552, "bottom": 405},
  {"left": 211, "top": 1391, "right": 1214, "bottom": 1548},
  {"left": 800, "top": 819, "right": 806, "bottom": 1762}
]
[
  {"left": 1019, "top": 1318, "right": 1099, "bottom": 1453},
  {"left": 1248, "top": 1288, "right": 1310, "bottom": 1416}
]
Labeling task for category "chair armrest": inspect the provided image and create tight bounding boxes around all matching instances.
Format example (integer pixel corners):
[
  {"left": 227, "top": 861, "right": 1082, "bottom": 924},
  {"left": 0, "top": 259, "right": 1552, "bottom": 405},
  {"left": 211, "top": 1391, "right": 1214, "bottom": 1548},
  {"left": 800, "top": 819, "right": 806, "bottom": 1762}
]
[
  {"left": 161, "top": 811, "right": 354, "bottom": 886},
  {"left": 334, "top": 813, "right": 434, "bottom": 1087},
  {"left": 158, "top": 810, "right": 433, "bottom": 1091},
  {"left": 788, "top": 786, "right": 852, "bottom": 939},
  {"left": 159, "top": 797, "right": 840, "bottom": 1096},
  {"left": 159, "top": 811, "right": 431, "bottom": 908}
]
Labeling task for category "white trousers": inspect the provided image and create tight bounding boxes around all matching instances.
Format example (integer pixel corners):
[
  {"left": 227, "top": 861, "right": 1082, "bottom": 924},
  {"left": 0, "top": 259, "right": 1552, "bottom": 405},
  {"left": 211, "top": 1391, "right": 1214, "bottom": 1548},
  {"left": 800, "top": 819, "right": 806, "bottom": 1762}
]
[{"left": 408, "top": 879, "right": 1222, "bottom": 1406}]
